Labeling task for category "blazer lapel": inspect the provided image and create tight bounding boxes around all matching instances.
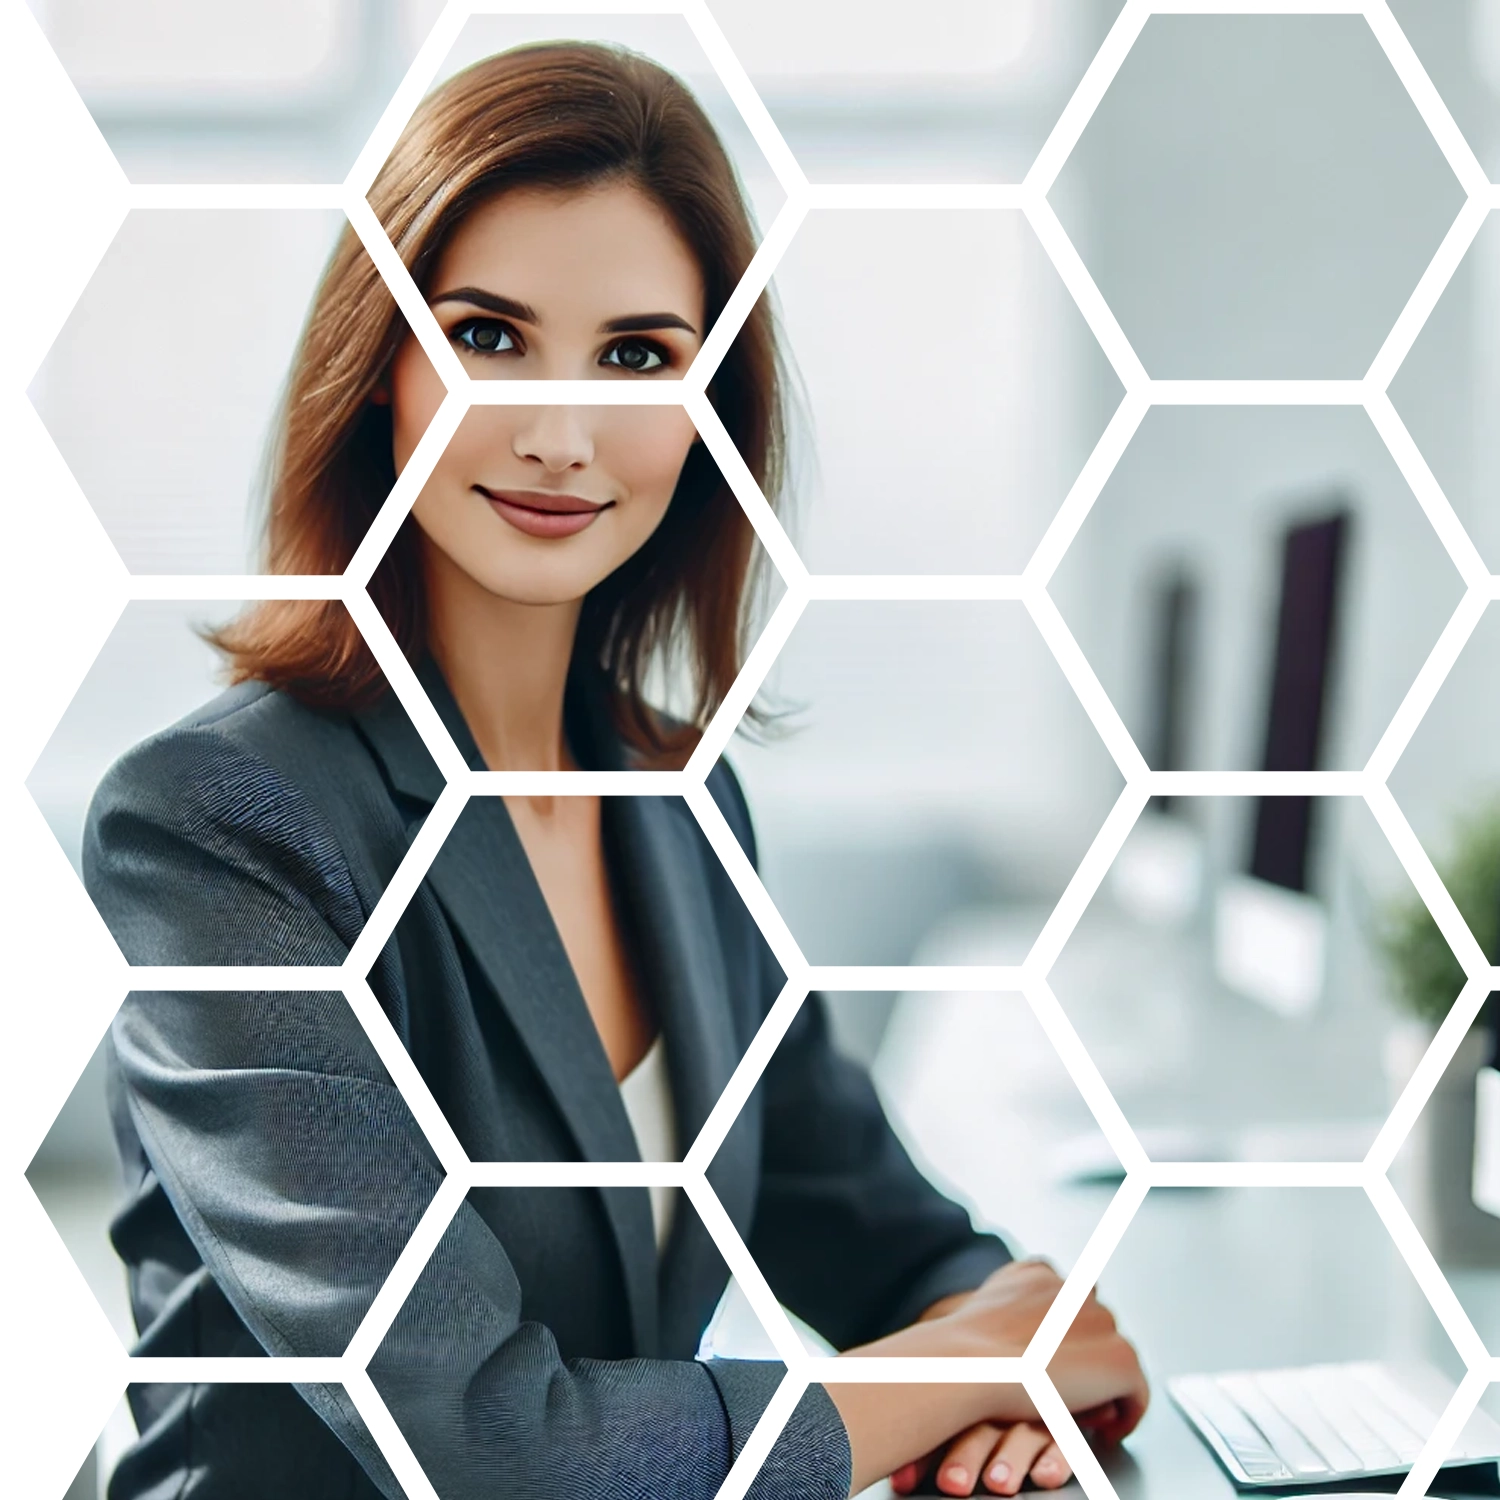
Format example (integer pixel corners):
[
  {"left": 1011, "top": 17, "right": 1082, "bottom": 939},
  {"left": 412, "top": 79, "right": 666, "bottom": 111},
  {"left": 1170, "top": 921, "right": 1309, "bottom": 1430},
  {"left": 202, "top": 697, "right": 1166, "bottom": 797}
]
[
  {"left": 353, "top": 659, "right": 756, "bottom": 1357},
  {"left": 355, "top": 659, "right": 661, "bottom": 1354},
  {"left": 604, "top": 794, "right": 753, "bottom": 1350},
  {"left": 423, "top": 796, "right": 661, "bottom": 1354}
]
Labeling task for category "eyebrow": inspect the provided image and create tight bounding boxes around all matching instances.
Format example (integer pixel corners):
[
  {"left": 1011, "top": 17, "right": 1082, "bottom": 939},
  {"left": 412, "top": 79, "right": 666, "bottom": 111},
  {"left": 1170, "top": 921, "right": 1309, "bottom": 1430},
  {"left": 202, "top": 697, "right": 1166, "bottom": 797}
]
[
  {"left": 601, "top": 311, "right": 699, "bottom": 336},
  {"left": 430, "top": 288, "right": 539, "bottom": 323},
  {"left": 429, "top": 286, "right": 698, "bottom": 337}
]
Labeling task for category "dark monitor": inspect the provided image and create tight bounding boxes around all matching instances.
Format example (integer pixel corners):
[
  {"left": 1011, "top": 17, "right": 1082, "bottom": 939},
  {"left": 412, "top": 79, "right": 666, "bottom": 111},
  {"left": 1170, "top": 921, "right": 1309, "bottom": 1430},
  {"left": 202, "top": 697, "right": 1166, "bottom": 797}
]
[
  {"left": 1248, "top": 506, "right": 1352, "bottom": 893},
  {"left": 1145, "top": 564, "right": 1197, "bottom": 817}
]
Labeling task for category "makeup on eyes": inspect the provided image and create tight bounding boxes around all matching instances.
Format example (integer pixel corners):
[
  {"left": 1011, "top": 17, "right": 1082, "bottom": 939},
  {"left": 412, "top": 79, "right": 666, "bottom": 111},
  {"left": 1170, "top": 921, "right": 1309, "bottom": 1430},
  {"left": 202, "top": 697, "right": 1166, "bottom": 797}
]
[
  {"left": 449, "top": 318, "right": 674, "bottom": 372},
  {"left": 433, "top": 288, "right": 692, "bottom": 373},
  {"left": 452, "top": 318, "right": 517, "bottom": 354}
]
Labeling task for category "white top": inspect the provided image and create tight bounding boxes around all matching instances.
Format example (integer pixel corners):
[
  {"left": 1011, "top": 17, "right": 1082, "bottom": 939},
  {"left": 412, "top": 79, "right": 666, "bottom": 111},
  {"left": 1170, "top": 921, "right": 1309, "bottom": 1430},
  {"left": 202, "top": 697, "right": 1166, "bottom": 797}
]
[{"left": 618, "top": 1033, "right": 678, "bottom": 1252}]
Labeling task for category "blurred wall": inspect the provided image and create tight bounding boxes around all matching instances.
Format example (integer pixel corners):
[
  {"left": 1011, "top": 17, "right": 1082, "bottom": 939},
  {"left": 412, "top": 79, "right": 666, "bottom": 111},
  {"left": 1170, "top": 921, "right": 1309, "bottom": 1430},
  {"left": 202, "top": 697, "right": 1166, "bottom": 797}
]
[
  {"left": 26, "top": 0, "right": 1500, "bottom": 1108},
  {"left": 1052, "top": 6, "right": 1498, "bottom": 893},
  {"left": 26, "top": 0, "right": 1133, "bottom": 992}
]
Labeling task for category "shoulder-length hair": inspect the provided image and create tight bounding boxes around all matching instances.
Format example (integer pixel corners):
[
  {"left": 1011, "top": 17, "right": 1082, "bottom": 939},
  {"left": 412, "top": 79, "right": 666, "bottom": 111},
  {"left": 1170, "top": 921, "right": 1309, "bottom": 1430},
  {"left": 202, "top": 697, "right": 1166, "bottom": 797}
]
[{"left": 211, "top": 40, "right": 784, "bottom": 763}]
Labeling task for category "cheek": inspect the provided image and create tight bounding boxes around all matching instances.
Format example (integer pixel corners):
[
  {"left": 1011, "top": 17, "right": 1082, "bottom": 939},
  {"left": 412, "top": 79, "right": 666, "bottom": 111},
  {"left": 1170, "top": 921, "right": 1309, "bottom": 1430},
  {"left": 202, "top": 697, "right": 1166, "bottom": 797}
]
[
  {"left": 411, "top": 409, "right": 511, "bottom": 532},
  {"left": 601, "top": 410, "right": 698, "bottom": 510},
  {"left": 439, "top": 408, "right": 515, "bottom": 478},
  {"left": 389, "top": 337, "right": 446, "bottom": 474}
]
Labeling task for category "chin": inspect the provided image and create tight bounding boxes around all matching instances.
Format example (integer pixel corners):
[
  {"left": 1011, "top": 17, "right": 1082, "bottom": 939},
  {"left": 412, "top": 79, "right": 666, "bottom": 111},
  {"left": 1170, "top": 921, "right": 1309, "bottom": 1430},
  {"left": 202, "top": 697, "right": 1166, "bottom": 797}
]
[{"left": 465, "top": 557, "right": 623, "bottom": 607}]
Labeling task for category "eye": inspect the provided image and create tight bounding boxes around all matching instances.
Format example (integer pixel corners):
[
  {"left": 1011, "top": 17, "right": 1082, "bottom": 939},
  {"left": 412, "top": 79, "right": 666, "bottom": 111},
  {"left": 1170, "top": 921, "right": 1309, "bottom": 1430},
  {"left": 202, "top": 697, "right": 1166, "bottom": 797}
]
[
  {"left": 601, "top": 337, "right": 668, "bottom": 373},
  {"left": 451, "top": 318, "right": 518, "bottom": 356}
]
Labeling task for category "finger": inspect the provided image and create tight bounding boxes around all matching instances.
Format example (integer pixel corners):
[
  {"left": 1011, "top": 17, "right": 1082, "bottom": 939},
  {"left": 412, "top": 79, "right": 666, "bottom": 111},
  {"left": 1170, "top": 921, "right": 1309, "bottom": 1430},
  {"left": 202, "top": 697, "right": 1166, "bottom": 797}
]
[
  {"left": 1027, "top": 1441, "right": 1073, "bottom": 1490},
  {"left": 888, "top": 1446, "right": 936, "bottom": 1494},
  {"left": 1088, "top": 1388, "right": 1149, "bottom": 1445},
  {"left": 891, "top": 1448, "right": 941, "bottom": 1496},
  {"left": 1074, "top": 1400, "right": 1119, "bottom": 1430},
  {"left": 981, "top": 1422, "right": 1053, "bottom": 1496},
  {"left": 935, "top": 1423, "right": 1005, "bottom": 1496},
  {"left": 890, "top": 1461, "right": 923, "bottom": 1495}
]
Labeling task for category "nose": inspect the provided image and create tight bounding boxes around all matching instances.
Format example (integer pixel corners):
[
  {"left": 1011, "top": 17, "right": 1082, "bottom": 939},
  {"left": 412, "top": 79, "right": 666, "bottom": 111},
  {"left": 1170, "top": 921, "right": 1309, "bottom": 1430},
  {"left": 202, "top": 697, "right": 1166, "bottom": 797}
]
[{"left": 510, "top": 406, "right": 595, "bottom": 473}]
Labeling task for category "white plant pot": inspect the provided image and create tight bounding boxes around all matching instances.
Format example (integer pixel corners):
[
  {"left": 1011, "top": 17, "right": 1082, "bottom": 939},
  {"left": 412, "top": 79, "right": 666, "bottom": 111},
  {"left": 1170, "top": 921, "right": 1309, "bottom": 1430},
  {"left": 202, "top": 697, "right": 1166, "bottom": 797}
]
[{"left": 1385, "top": 1020, "right": 1500, "bottom": 1268}]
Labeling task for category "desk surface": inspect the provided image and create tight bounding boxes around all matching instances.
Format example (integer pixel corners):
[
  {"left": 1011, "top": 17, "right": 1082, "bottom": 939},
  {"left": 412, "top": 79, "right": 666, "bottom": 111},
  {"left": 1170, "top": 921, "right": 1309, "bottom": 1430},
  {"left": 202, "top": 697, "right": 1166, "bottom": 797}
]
[{"left": 840, "top": 887, "right": 1500, "bottom": 1499}]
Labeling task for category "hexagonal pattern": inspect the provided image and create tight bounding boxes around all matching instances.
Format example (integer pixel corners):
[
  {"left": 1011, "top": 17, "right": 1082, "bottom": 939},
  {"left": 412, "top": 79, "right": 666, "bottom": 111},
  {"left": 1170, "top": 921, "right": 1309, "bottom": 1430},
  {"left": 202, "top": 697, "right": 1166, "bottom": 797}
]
[
  {"left": 11, "top": 6, "right": 1500, "bottom": 1500},
  {"left": 27, "top": 598, "right": 236, "bottom": 874},
  {"left": 370, "top": 789, "right": 787, "bottom": 1165},
  {"left": 60, "top": 1383, "right": 392, "bottom": 1500},
  {"left": 359, "top": 12, "right": 788, "bottom": 382},
  {"left": 727, "top": 599, "right": 1124, "bottom": 966},
  {"left": 28, "top": 985, "right": 447, "bottom": 1378},
  {"left": 1389, "top": 1008, "right": 1500, "bottom": 1352},
  {"left": 1388, "top": 602, "right": 1500, "bottom": 962},
  {"left": 1050, "top": 796, "right": 1454, "bottom": 1163},
  {"left": 27, "top": 211, "right": 441, "bottom": 573},
  {"left": 768, "top": 208, "right": 1123, "bottom": 572},
  {"left": 370, "top": 1186, "right": 789, "bottom": 1499},
  {"left": 27, "top": 598, "right": 442, "bottom": 965},
  {"left": 760, "top": 988, "right": 1129, "bottom": 1268},
  {"left": 1065, "top": 1187, "right": 1469, "bottom": 1489},
  {"left": 1051, "top": 14, "right": 1465, "bottom": 379},
  {"left": 25, "top": 1033, "right": 135, "bottom": 1354},
  {"left": 1051, "top": 405, "right": 1464, "bottom": 771},
  {"left": 1389, "top": 212, "right": 1500, "bottom": 572},
  {"left": 31, "top": 0, "right": 449, "bottom": 183},
  {"left": 1387, "top": 0, "right": 1500, "bottom": 185},
  {"left": 433, "top": 14, "right": 784, "bottom": 230},
  {"left": 706, "top": 0, "right": 1129, "bottom": 183}
]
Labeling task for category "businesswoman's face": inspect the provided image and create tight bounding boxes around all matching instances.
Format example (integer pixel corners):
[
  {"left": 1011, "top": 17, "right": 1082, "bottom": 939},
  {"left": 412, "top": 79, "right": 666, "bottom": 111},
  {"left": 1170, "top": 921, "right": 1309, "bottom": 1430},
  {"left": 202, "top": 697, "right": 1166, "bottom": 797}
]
[{"left": 382, "top": 181, "right": 706, "bottom": 607}]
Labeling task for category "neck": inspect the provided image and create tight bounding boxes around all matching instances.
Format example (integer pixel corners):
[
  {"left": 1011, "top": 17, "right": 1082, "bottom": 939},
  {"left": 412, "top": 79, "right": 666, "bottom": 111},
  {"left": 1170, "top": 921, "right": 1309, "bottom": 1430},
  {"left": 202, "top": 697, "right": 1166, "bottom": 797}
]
[{"left": 422, "top": 541, "right": 583, "bottom": 772}]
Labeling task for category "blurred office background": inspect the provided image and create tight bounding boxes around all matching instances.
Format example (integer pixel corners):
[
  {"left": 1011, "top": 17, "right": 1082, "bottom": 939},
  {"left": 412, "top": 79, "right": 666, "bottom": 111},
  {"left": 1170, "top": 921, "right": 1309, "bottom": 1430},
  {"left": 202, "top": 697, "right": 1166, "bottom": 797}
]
[{"left": 19, "top": 1, "right": 1500, "bottom": 1494}]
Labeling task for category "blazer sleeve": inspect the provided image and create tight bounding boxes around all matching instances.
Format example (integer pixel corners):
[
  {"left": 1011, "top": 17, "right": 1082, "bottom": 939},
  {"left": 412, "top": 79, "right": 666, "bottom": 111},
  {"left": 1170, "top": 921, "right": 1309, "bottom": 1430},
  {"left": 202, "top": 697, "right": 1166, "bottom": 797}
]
[
  {"left": 706, "top": 759, "right": 1015, "bottom": 1351},
  {"left": 85, "top": 727, "right": 850, "bottom": 1500}
]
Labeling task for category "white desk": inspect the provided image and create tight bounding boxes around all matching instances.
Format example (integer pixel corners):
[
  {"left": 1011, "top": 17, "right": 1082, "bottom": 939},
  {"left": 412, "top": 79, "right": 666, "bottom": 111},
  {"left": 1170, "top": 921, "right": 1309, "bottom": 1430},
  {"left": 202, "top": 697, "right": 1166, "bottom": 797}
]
[{"left": 852, "top": 895, "right": 1500, "bottom": 1498}]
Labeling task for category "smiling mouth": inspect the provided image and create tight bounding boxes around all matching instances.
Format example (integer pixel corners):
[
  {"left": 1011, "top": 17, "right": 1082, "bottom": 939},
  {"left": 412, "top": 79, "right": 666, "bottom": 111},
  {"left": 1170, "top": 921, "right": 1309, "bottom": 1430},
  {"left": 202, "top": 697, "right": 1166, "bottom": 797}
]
[{"left": 474, "top": 485, "right": 613, "bottom": 539}]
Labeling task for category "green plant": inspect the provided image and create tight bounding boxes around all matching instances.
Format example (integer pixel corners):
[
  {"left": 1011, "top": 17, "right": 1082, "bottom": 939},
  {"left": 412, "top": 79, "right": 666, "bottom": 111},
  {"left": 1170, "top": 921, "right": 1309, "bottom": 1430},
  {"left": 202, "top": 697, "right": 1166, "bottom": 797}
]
[{"left": 1381, "top": 798, "right": 1500, "bottom": 1029}]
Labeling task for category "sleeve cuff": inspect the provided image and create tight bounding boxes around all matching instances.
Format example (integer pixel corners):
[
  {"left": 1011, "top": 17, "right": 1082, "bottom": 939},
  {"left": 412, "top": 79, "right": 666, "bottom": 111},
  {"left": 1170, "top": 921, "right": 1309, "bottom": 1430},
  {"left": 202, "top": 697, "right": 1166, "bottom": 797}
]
[
  {"left": 702, "top": 1361, "right": 851, "bottom": 1500},
  {"left": 877, "top": 1235, "right": 1014, "bottom": 1338}
]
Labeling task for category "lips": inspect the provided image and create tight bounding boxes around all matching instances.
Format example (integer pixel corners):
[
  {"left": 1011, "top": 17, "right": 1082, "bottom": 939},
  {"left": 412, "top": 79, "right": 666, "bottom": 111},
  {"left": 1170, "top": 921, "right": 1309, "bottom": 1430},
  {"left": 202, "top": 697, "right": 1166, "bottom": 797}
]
[{"left": 475, "top": 486, "right": 612, "bottom": 539}]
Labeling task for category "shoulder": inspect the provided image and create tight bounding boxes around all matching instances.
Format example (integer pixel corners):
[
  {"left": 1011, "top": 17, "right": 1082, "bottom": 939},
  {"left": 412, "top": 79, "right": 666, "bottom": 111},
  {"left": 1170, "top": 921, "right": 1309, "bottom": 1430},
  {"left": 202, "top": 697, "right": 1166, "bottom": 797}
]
[
  {"left": 82, "top": 683, "right": 381, "bottom": 964},
  {"left": 87, "top": 681, "right": 361, "bottom": 830},
  {"left": 83, "top": 679, "right": 381, "bottom": 887}
]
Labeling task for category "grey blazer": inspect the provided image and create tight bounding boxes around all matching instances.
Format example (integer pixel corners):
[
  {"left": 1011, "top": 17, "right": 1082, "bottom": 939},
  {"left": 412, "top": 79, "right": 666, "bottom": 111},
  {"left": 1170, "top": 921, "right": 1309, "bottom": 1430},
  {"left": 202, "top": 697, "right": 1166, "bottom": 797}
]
[{"left": 83, "top": 657, "right": 1013, "bottom": 1500}]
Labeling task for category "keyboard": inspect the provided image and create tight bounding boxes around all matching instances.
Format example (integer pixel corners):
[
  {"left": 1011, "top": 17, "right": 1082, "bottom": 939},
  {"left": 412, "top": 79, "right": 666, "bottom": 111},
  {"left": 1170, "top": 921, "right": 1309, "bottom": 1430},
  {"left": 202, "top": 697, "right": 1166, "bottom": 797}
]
[{"left": 1169, "top": 1360, "right": 1500, "bottom": 1487}]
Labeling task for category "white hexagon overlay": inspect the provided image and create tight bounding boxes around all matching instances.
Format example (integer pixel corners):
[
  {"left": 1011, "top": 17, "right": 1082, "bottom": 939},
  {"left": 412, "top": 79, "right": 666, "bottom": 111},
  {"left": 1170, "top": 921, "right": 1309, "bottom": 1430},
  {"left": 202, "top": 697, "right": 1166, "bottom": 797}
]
[{"left": 7, "top": 1, "right": 1500, "bottom": 1498}]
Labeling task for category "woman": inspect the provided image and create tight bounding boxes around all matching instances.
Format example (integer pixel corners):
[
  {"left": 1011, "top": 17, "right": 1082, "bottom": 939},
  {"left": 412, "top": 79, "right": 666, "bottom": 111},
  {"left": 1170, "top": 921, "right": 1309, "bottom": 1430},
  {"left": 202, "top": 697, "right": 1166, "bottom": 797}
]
[{"left": 83, "top": 41, "right": 1147, "bottom": 1500}]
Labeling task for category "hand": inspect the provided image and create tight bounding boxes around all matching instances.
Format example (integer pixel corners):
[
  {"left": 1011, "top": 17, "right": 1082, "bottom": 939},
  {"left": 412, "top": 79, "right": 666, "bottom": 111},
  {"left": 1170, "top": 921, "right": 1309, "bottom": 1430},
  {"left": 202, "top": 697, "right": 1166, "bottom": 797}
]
[
  {"left": 828, "top": 1259, "right": 1148, "bottom": 1497},
  {"left": 951, "top": 1260, "right": 1150, "bottom": 1434},
  {"left": 888, "top": 1420, "right": 1070, "bottom": 1495},
  {"left": 885, "top": 1403, "right": 1124, "bottom": 1497}
]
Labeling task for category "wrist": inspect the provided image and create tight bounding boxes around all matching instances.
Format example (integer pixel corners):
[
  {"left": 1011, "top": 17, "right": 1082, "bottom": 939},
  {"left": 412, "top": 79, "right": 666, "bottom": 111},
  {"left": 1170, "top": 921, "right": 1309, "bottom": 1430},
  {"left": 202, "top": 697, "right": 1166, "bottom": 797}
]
[{"left": 916, "top": 1291, "right": 969, "bottom": 1323}]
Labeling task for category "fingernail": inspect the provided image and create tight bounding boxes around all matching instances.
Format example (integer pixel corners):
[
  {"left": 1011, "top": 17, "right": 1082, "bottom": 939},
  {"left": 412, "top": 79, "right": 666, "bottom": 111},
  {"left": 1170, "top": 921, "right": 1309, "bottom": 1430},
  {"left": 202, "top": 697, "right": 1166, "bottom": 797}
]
[
  {"left": 942, "top": 1464, "right": 969, "bottom": 1491},
  {"left": 988, "top": 1461, "right": 1011, "bottom": 1486},
  {"left": 1034, "top": 1460, "right": 1058, "bottom": 1477}
]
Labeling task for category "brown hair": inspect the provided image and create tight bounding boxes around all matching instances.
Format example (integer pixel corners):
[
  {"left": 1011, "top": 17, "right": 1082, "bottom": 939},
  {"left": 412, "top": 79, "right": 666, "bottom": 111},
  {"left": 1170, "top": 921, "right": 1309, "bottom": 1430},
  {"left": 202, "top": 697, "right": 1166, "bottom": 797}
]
[{"left": 211, "top": 41, "right": 784, "bottom": 763}]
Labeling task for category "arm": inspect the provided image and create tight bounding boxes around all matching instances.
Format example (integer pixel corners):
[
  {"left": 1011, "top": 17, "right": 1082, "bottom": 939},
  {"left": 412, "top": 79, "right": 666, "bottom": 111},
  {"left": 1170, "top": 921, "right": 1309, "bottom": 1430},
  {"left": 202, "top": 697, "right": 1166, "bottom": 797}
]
[
  {"left": 704, "top": 762, "right": 1148, "bottom": 1497},
  {"left": 87, "top": 729, "right": 851, "bottom": 1500},
  {"left": 751, "top": 989, "right": 1013, "bottom": 1345},
  {"left": 704, "top": 760, "right": 1012, "bottom": 1349}
]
